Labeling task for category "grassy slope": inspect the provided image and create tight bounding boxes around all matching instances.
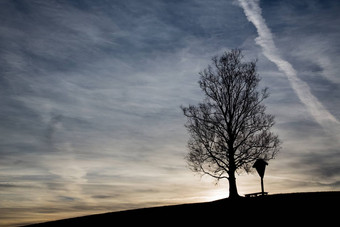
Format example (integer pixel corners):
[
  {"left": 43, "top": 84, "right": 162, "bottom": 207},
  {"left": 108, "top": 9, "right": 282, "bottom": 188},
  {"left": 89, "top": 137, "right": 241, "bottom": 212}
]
[{"left": 26, "top": 191, "right": 340, "bottom": 226}]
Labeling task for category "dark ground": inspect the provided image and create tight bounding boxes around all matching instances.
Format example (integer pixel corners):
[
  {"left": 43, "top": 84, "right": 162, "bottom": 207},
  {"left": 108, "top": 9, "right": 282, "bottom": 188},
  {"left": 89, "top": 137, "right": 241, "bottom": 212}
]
[{"left": 25, "top": 191, "right": 340, "bottom": 226}]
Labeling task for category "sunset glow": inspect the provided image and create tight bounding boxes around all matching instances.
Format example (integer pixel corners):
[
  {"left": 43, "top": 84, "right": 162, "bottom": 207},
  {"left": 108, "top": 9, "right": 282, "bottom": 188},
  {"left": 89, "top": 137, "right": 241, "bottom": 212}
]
[{"left": 1, "top": 0, "right": 340, "bottom": 226}]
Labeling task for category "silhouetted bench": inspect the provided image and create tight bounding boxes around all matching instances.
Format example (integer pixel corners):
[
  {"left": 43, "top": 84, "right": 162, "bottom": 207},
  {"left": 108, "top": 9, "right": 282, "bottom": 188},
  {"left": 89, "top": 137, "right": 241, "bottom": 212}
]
[{"left": 245, "top": 192, "right": 268, "bottom": 198}]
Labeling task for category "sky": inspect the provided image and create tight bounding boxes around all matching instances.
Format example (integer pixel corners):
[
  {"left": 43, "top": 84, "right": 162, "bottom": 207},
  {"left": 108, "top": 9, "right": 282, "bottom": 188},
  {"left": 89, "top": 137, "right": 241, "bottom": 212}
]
[{"left": 1, "top": 0, "right": 340, "bottom": 226}]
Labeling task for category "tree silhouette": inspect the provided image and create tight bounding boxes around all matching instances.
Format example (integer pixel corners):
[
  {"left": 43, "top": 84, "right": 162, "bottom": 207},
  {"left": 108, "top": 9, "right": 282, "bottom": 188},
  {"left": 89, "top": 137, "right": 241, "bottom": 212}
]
[{"left": 181, "top": 49, "right": 281, "bottom": 198}]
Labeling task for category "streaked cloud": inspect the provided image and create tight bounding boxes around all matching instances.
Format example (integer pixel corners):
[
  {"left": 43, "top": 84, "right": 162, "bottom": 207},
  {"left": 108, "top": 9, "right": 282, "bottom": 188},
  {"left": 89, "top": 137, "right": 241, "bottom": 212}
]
[
  {"left": 1, "top": 0, "right": 340, "bottom": 226},
  {"left": 238, "top": 0, "right": 339, "bottom": 130}
]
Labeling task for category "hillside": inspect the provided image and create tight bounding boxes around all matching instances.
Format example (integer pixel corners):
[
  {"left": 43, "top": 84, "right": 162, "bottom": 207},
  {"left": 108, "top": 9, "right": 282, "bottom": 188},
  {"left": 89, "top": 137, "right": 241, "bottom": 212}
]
[{"left": 26, "top": 191, "right": 340, "bottom": 226}]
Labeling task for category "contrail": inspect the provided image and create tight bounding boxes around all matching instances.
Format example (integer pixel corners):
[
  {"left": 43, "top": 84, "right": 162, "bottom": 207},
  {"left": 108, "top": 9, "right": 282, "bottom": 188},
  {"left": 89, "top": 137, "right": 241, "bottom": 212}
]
[{"left": 238, "top": 0, "right": 339, "bottom": 129}]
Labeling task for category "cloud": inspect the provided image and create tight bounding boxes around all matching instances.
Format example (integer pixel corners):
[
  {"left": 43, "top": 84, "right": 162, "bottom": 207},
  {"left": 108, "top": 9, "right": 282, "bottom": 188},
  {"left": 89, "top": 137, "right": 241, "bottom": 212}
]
[
  {"left": 237, "top": 0, "right": 340, "bottom": 131},
  {"left": 1, "top": 0, "right": 340, "bottom": 226},
  {"left": 262, "top": 1, "right": 340, "bottom": 120},
  {"left": 1, "top": 1, "right": 235, "bottom": 223}
]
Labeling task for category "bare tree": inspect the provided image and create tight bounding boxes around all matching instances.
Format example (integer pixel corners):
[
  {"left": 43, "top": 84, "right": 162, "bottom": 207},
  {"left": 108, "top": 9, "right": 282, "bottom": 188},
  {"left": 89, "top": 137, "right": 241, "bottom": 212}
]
[{"left": 181, "top": 49, "right": 281, "bottom": 198}]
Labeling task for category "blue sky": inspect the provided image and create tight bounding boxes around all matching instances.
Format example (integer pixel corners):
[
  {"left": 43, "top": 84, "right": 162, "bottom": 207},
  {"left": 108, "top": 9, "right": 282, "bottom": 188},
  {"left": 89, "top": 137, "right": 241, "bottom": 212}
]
[{"left": 1, "top": 0, "right": 340, "bottom": 226}]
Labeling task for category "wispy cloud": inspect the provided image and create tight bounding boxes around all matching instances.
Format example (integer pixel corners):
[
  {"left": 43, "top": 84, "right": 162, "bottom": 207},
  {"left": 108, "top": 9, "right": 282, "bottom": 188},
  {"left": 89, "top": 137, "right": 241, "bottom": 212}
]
[
  {"left": 238, "top": 0, "right": 339, "bottom": 130},
  {"left": 1, "top": 0, "right": 340, "bottom": 226}
]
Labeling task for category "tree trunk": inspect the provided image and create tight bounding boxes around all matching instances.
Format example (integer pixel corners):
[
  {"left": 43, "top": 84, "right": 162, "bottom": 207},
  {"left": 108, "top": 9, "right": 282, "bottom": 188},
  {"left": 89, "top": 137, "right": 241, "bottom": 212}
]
[{"left": 228, "top": 169, "right": 239, "bottom": 198}]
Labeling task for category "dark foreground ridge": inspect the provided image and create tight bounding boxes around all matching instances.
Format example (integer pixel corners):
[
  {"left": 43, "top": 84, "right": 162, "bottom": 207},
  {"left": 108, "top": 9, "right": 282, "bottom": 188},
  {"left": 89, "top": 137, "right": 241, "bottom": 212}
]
[{"left": 25, "top": 191, "right": 340, "bottom": 226}]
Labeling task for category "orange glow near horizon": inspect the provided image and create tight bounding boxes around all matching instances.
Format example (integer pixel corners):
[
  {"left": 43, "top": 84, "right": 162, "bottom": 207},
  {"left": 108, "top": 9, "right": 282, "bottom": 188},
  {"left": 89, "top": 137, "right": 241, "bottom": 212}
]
[{"left": 1, "top": 0, "right": 340, "bottom": 226}]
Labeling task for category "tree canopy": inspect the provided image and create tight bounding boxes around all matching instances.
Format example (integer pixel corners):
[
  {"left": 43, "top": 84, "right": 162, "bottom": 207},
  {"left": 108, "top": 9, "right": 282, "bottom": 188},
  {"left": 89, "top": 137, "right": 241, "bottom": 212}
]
[{"left": 181, "top": 49, "right": 281, "bottom": 198}]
